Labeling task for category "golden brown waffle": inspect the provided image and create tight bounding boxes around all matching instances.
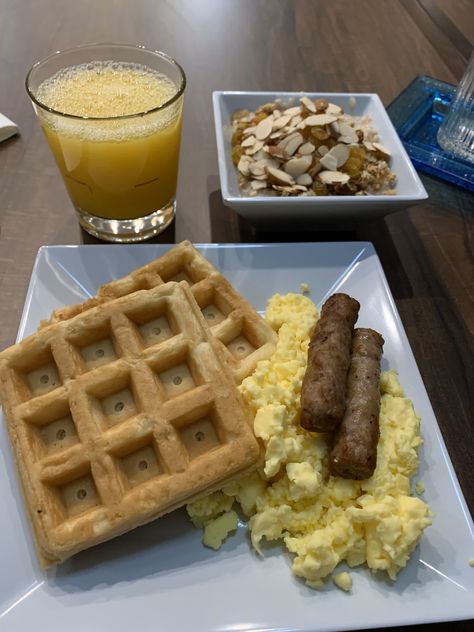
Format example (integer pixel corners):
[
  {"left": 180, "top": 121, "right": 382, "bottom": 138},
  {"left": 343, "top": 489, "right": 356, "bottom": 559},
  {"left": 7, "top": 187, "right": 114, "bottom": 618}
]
[
  {"left": 40, "top": 241, "right": 277, "bottom": 384},
  {"left": 0, "top": 282, "right": 262, "bottom": 567}
]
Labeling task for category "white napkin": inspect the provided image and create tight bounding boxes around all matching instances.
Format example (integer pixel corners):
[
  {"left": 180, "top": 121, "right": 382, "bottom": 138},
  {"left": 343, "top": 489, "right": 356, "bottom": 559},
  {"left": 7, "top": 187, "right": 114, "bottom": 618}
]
[{"left": 0, "top": 112, "right": 19, "bottom": 142}]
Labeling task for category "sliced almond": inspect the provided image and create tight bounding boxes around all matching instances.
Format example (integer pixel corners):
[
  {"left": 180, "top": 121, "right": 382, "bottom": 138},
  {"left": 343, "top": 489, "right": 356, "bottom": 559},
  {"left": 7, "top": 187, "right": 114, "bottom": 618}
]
[
  {"left": 237, "top": 156, "right": 252, "bottom": 176},
  {"left": 266, "top": 166, "right": 295, "bottom": 186},
  {"left": 245, "top": 139, "right": 264, "bottom": 155},
  {"left": 253, "top": 157, "right": 278, "bottom": 171},
  {"left": 266, "top": 145, "right": 289, "bottom": 161},
  {"left": 299, "top": 142, "right": 316, "bottom": 155},
  {"left": 277, "top": 131, "right": 300, "bottom": 150},
  {"left": 326, "top": 102, "right": 343, "bottom": 116},
  {"left": 269, "top": 131, "right": 284, "bottom": 140},
  {"left": 272, "top": 185, "right": 294, "bottom": 194},
  {"left": 272, "top": 109, "right": 281, "bottom": 119},
  {"left": 309, "top": 157, "right": 322, "bottom": 177},
  {"left": 255, "top": 117, "right": 273, "bottom": 140},
  {"left": 329, "top": 121, "right": 340, "bottom": 137},
  {"left": 320, "top": 152, "right": 338, "bottom": 171},
  {"left": 290, "top": 115, "right": 303, "bottom": 126},
  {"left": 300, "top": 96, "right": 316, "bottom": 113},
  {"left": 284, "top": 155, "right": 313, "bottom": 177},
  {"left": 322, "top": 144, "right": 350, "bottom": 169},
  {"left": 318, "top": 170, "right": 350, "bottom": 185},
  {"left": 372, "top": 142, "right": 391, "bottom": 159},
  {"left": 304, "top": 114, "right": 338, "bottom": 127},
  {"left": 242, "top": 125, "right": 257, "bottom": 137},
  {"left": 296, "top": 173, "right": 313, "bottom": 186},
  {"left": 363, "top": 140, "right": 375, "bottom": 152},
  {"left": 250, "top": 180, "right": 268, "bottom": 191},
  {"left": 318, "top": 145, "right": 329, "bottom": 156},
  {"left": 285, "top": 133, "right": 304, "bottom": 156},
  {"left": 283, "top": 106, "right": 301, "bottom": 117},
  {"left": 278, "top": 131, "right": 304, "bottom": 155},
  {"left": 241, "top": 136, "right": 256, "bottom": 148},
  {"left": 272, "top": 184, "right": 307, "bottom": 194},
  {"left": 272, "top": 114, "right": 291, "bottom": 130},
  {"left": 249, "top": 162, "right": 265, "bottom": 177},
  {"left": 338, "top": 123, "right": 359, "bottom": 144},
  {"left": 252, "top": 148, "right": 267, "bottom": 161}
]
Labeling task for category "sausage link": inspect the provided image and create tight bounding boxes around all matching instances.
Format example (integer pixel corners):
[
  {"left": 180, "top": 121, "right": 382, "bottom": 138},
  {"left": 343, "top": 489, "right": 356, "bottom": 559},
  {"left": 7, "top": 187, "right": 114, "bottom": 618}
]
[
  {"left": 300, "top": 293, "right": 360, "bottom": 432},
  {"left": 329, "top": 327, "right": 384, "bottom": 480}
]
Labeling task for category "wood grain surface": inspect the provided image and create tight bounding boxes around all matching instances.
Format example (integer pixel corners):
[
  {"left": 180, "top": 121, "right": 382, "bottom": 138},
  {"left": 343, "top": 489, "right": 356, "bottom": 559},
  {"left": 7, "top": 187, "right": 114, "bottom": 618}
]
[{"left": 0, "top": 1, "right": 473, "bottom": 629}]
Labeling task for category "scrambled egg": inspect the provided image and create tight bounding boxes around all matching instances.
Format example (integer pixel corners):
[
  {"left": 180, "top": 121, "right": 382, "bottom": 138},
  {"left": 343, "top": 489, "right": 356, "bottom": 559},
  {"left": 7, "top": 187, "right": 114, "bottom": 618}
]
[{"left": 187, "top": 293, "right": 432, "bottom": 588}]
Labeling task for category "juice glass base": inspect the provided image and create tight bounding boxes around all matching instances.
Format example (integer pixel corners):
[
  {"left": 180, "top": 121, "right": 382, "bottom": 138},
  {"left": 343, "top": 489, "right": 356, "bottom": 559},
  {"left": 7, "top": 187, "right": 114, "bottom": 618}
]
[{"left": 76, "top": 199, "right": 176, "bottom": 243}]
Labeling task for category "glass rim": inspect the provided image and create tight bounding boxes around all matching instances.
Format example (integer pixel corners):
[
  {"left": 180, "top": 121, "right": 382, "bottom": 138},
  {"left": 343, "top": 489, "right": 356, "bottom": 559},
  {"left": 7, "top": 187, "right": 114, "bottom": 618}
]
[{"left": 25, "top": 43, "right": 186, "bottom": 121}]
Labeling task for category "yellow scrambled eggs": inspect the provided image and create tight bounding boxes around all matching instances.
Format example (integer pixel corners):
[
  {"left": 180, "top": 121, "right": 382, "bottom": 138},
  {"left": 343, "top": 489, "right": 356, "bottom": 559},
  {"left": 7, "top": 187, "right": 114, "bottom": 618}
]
[{"left": 187, "top": 293, "right": 432, "bottom": 589}]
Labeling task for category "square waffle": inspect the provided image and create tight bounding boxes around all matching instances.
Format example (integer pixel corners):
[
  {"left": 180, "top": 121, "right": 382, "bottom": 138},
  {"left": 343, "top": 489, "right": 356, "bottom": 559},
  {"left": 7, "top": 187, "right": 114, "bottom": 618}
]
[
  {"left": 0, "top": 282, "right": 262, "bottom": 567},
  {"left": 40, "top": 241, "right": 277, "bottom": 384}
]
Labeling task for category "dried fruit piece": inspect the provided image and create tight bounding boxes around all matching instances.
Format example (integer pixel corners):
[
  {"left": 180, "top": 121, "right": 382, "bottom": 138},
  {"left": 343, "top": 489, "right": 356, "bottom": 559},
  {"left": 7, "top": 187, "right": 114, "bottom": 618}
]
[
  {"left": 341, "top": 146, "right": 366, "bottom": 178},
  {"left": 312, "top": 181, "right": 329, "bottom": 195},
  {"left": 231, "top": 129, "right": 244, "bottom": 146},
  {"left": 314, "top": 99, "right": 329, "bottom": 112},
  {"left": 232, "top": 145, "right": 245, "bottom": 166},
  {"left": 251, "top": 112, "right": 268, "bottom": 125}
]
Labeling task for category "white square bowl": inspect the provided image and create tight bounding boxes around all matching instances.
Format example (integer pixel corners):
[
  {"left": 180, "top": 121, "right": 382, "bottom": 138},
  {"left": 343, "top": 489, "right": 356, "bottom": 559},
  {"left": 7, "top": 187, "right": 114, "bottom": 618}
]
[{"left": 213, "top": 91, "right": 428, "bottom": 224}]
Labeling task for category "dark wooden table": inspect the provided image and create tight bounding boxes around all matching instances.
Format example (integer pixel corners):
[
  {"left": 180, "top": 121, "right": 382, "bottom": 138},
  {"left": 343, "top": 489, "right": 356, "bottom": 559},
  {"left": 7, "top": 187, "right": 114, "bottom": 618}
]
[{"left": 0, "top": 1, "right": 473, "bottom": 630}]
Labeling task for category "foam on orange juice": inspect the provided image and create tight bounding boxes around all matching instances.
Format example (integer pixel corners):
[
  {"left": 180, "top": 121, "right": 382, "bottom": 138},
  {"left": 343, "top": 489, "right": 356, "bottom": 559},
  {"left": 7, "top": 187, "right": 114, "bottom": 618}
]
[{"left": 35, "top": 62, "right": 183, "bottom": 220}]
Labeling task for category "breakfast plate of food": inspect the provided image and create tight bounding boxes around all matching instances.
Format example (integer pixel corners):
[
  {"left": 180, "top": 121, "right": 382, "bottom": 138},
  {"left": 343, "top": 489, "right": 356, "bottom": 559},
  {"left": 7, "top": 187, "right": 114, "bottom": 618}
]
[{"left": 0, "top": 241, "right": 473, "bottom": 631}]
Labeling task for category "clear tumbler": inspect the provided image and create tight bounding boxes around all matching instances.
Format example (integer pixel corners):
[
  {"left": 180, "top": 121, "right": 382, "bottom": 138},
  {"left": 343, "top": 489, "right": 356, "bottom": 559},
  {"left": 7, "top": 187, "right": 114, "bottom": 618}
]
[
  {"left": 26, "top": 44, "right": 186, "bottom": 242},
  {"left": 437, "top": 51, "right": 474, "bottom": 164}
]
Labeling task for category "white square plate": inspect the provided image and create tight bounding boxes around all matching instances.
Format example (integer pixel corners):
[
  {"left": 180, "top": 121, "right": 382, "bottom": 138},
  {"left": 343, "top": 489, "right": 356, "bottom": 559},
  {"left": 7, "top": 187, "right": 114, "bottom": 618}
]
[
  {"left": 213, "top": 92, "right": 428, "bottom": 223},
  {"left": 1, "top": 243, "right": 473, "bottom": 632}
]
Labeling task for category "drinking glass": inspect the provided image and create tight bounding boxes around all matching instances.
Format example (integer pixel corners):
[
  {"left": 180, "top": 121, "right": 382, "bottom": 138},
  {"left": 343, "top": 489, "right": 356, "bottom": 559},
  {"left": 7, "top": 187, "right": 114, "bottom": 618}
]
[
  {"left": 437, "top": 51, "right": 474, "bottom": 164},
  {"left": 26, "top": 44, "right": 186, "bottom": 242}
]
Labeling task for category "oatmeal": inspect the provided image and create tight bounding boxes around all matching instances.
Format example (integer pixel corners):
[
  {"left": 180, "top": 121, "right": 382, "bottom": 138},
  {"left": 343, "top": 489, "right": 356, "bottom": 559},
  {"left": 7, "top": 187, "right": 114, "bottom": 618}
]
[{"left": 231, "top": 97, "right": 397, "bottom": 197}]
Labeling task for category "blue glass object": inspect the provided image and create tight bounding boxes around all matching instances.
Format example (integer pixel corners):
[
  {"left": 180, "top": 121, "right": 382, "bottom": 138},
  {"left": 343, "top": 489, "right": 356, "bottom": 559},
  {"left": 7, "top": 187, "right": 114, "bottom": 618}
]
[{"left": 387, "top": 75, "right": 474, "bottom": 192}]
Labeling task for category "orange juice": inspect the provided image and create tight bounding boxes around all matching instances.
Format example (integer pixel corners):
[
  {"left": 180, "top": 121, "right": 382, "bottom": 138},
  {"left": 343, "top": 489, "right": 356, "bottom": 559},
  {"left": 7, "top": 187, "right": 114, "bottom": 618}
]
[{"left": 35, "top": 62, "right": 183, "bottom": 220}]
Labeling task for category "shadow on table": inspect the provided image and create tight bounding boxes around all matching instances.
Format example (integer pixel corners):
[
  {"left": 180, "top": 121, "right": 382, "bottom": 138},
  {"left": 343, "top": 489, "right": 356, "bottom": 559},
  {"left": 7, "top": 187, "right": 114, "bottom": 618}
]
[
  {"left": 420, "top": 173, "right": 474, "bottom": 216},
  {"left": 79, "top": 223, "right": 176, "bottom": 245},
  {"left": 207, "top": 177, "right": 413, "bottom": 300}
]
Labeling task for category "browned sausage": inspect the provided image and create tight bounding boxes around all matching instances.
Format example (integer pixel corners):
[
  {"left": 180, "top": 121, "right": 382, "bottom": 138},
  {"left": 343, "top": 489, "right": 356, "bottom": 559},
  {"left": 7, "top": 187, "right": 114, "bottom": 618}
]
[
  {"left": 300, "top": 293, "right": 360, "bottom": 432},
  {"left": 329, "top": 327, "right": 384, "bottom": 480}
]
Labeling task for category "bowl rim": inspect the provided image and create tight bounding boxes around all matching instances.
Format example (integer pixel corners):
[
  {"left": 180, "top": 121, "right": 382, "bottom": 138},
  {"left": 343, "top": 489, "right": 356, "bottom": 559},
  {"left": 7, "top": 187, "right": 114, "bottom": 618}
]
[{"left": 212, "top": 90, "right": 428, "bottom": 203}]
